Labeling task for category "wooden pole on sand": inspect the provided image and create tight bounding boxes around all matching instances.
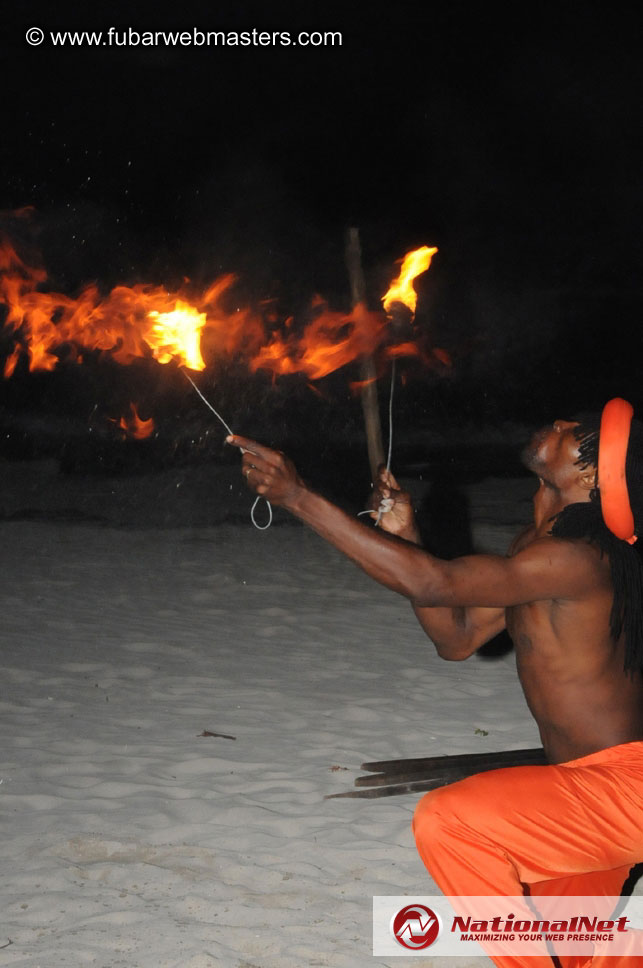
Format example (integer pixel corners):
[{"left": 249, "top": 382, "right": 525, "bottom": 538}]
[{"left": 345, "top": 227, "right": 385, "bottom": 481}]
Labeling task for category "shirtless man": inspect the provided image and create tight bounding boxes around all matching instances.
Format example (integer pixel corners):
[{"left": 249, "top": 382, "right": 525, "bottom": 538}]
[{"left": 227, "top": 406, "right": 643, "bottom": 964}]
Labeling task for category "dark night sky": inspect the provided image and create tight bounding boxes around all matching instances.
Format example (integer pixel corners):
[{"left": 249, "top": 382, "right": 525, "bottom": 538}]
[{"left": 2, "top": 1, "right": 643, "bottom": 439}]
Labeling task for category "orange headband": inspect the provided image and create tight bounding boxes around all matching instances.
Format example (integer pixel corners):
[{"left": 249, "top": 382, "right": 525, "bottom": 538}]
[{"left": 598, "top": 397, "right": 637, "bottom": 544}]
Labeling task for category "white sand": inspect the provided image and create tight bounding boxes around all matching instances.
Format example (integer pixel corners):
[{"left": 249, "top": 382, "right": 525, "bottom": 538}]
[{"left": 0, "top": 470, "right": 546, "bottom": 967}]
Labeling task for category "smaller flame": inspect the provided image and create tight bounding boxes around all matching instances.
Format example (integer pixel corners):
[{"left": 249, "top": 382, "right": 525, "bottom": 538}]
[
  {"left": 117, "top": 404, "right": 155, "bottom": 440},
  {"left": 382, "top": 245, "right": 438, "bottom": 315},
  {"left": 249, "top": 301, "right": 387, "bottom": 382},
  {"left": 3, "top": 344, "right": 21, "bottom": 378}
]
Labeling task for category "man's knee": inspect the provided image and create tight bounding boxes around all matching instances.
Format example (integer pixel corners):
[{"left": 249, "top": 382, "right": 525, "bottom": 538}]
[
  {"left": 413, "top": 788, "right": 439, "bottom": 840},
  {"left": 412, "top": 784, "right": 463, "bottom": 843}
]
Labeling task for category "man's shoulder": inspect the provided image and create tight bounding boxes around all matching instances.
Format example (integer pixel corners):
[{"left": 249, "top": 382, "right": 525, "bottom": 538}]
[
  {"left": 510, "top": 524, "right": 605, "bottom": 562},
  {"left": 511, "top": 531, "right": 611, "bottom": 592},
  {"left": 508, "top": 525, "right": 537, "bottom": 556}
]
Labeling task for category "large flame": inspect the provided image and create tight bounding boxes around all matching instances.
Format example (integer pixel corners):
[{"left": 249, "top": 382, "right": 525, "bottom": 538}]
[
  {"left": 147, "top": 303, "right": 206, "bottom": 371},
  {"left": 0, "top": 237, "right": 441, "bottom": 385},
  {"left": 0, "top": 239, "right": 226, "bottom": 374},
  {"left": 382, "top": 245, "right": 438, "bottom": 315}
]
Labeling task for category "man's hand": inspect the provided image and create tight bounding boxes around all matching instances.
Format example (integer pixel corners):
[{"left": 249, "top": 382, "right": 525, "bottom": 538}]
[
  {"left": 226, "top": 435, "right": 306, "bottom": 509},
  {"left": 370, "top": 466, "right": 421, "bottom": 543}
]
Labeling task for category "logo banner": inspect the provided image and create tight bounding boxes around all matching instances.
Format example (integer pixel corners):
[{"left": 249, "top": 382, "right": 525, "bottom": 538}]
[{"left": 373, "top": 895, "right": 643, "bottom": 957}]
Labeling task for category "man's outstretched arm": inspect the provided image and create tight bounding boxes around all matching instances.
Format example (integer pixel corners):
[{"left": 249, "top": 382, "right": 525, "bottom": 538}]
[{"left": 227, "top": 435, "right": 600, "bottom": 610}]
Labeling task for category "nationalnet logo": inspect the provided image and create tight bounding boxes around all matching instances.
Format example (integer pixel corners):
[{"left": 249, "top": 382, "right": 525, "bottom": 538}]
[
  {"left": 390, "top": 903, "right": 442, "bottom": 950},
  {"left": 373, "top": 896, "right": 643, "bottom": 958}
]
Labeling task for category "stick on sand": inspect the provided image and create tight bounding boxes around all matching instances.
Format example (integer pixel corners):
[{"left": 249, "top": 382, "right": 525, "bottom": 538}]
[{"left": 326, "top": 747, "right": 547, "bottom": 799}]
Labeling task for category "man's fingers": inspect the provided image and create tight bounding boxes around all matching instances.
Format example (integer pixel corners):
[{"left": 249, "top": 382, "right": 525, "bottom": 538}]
[
  {"left": 375, "top": 465, "right": 400, "bottom": 490},
  {"left": 383, "top": 468, "right": 400, "bottom": 489},
  {"left": 226, "top": 434, "right": 261, "bottom": 457},
  {"left": 242, "top": 454, "right": 270, "bottom": 478},
  {"left": 242, "top": 463, "right": 268, "bottom": 490},
  {"left": 226, "top": 434, "right": 279, "bottom": 464}
]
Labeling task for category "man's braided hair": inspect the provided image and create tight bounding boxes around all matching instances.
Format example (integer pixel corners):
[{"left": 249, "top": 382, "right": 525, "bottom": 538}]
[{"left": 549, "top": 414, "right": 643, "bottom": 676}]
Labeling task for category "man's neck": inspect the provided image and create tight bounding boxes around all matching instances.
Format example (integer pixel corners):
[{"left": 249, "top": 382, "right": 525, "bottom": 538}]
[{"left": 533, "top": 484, "right": 592, "bottom": 535}]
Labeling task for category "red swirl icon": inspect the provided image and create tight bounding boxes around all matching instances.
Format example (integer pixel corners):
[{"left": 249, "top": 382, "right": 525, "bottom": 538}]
[{"left": 391, "top": 903, "right": 442, "bottom": 950}]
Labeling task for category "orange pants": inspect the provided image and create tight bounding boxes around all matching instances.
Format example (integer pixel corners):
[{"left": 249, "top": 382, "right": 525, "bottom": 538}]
[{"left": 413, "top": 741, "right": 643, "bottom": 967}]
